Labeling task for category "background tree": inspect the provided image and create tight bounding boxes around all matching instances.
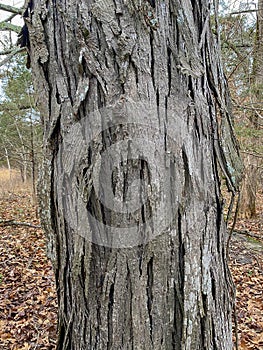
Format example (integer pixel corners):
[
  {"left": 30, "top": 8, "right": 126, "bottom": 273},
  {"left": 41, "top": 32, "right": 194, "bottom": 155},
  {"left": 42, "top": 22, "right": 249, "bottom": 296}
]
[
  {"left": 24, "top": 0, "right": 243, "bottom": 349},
  {"left": 219, "top": 1, "right": 263, "bottom": 219},
  {"left": 238, "top": 0, "right": 263, "bottom": 218},
  {"left": 0, "top": 53, "right": 42, "bottom": 195},
  {"left": 0, "top": 1, "right": 42, "bottom": 196}
]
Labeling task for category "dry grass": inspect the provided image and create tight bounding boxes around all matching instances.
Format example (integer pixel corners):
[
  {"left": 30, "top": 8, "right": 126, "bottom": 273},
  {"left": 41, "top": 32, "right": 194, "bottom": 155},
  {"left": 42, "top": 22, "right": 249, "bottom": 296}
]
[{"left": 0, "top": 168, "right": 32, "bottom": 197}]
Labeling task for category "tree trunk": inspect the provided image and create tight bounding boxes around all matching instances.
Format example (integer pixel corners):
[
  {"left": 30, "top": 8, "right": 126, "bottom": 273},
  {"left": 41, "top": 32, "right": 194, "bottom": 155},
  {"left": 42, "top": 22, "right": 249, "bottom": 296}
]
[
  {"left": 4, "top": 147, "right": 12, "bottom": 181},
  {"left": 240, "top": 0, "right": 263, "bottom": 217},
  {"left": 251, "top": 0, "right": 263, "bottom": 128},
  {"left": 27, "top": 0, "right": 241, "bottom": 349},
  {"left": 239, "top": 153, "right": 258, "bottom": 219}
]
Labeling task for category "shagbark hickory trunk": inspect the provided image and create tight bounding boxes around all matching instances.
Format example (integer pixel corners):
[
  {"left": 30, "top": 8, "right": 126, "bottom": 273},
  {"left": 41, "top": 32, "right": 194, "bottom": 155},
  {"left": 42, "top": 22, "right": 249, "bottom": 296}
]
[{"left": 26, "top": 0, "right": 240, "bottom": 349}]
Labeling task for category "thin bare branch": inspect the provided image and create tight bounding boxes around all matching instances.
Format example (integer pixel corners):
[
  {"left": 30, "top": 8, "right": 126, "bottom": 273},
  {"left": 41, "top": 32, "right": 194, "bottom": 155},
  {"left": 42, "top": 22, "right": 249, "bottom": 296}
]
[
  {"left": 230, "top": 9, "right": 258, "bottom": 15},
  {"left": 0, "top": 219, "right": 41, "bottom": 228},
  {"left": 234, "top": 229, "right": 262, "bottom": 240},
  {"left": 3, "top": 12, "right": 18, "bottom": 23},
  {"left": 0, "top": 47, "right": 25, "bottom": 67},
  {"left": 241, "top": 151, "right": 263, "bottom": 159},
  {"left": 233, "top": 104, "right": 263, "bottom": 113}
]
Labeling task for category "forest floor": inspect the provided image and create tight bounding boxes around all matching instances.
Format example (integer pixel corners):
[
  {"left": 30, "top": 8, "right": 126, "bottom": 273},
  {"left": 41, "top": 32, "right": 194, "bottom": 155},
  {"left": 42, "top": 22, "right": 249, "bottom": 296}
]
[
  {"left": 228, "top": 191, "right": 263, "bottom": 350},
  {"left": 0, "top": 171, "right": 262, "bottom": 349}
]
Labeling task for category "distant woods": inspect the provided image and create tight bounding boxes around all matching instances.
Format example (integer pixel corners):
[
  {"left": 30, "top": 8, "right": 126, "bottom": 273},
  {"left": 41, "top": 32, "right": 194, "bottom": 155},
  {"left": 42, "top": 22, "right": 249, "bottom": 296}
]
[
  {"left": 0, "top": 54, "right": 42, "bottom": 196},
  {"left": 219, "top": 1, "right": 263, "bottom": 218}
]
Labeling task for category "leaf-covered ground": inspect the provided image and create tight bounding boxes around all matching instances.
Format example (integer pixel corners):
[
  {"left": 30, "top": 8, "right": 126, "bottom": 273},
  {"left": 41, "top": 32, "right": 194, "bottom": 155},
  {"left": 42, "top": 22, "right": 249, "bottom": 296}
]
[
  {"left": 0, "top": 193, "right": 57, "bottom": 350},
  {"left": 0, "top": 191, "right": 262, "bottom": 349},
  {"left": 229, "top": 190, "right": 263, "bottom": 350}
]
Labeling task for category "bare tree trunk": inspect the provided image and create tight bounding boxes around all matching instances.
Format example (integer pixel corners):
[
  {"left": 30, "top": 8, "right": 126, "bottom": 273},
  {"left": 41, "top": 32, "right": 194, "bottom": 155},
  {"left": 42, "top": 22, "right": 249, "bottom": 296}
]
[
  {"left": 239, "top": 153, "right": 258, "bottom": 218},
  {"left": 251, "top": 0, "right": 263, "bottom": 128},
  {"left": 240, "top": 0, "right": 263, "bottom": 217},
  {"left": 14, "top": 118, "right": 28, "bottom": 183},
  {"left": 29, "top": 113, "right": 37, "bottom": 203},
  {"left": 26, "top": 0, "right": 241, "bottom": 349},
  {"left": 4, "top": 147, "right": 12, "bottom": 181}
]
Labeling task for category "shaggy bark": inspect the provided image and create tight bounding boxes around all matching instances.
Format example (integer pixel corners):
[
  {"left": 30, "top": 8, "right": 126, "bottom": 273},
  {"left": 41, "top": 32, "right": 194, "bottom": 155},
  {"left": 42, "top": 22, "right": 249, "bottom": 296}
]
[{"left": 26, "top": 0, "right": 241, "bottom": 349}]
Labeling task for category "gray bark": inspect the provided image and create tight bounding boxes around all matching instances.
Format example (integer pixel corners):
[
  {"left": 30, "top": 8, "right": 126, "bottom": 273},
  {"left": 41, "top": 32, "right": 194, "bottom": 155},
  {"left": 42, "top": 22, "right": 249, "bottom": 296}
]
[{"left": 26, "top": 0, "right": 241, "bottom": 349}]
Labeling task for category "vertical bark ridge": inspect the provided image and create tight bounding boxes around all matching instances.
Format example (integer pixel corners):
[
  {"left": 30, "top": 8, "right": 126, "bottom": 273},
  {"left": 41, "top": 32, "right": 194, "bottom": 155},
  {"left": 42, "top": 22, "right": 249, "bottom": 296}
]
[{"left": 146, "top": 256, "right": 154, "bottom": 343}]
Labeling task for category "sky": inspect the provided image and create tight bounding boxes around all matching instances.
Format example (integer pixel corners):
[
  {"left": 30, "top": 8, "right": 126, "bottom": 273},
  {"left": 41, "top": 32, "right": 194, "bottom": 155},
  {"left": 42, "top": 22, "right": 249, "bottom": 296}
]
[{"left": 0, "top": 0, "right": 23, "bottom": 21}]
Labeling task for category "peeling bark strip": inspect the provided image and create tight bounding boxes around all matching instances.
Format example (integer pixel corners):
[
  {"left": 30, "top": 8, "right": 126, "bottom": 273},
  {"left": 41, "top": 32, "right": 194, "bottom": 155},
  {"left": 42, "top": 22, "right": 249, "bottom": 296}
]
[{"left": 27, "top": 0, "right": 240, "bottom": 349}]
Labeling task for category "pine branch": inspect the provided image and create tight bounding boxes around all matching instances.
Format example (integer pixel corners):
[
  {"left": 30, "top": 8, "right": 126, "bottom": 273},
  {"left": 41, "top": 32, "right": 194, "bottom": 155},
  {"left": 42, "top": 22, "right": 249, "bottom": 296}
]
[
  {"left": 0, "top": 48, "right": 15, "bottom": 55},
  {"left": 0, "top": 3, "right": 23, "bottom": 15},
  {"left": 0, "top": 102, "right": 32, "bottom": 110},
  {"left": 0, "top": 21, "right": 21, "bottom": 34}
]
